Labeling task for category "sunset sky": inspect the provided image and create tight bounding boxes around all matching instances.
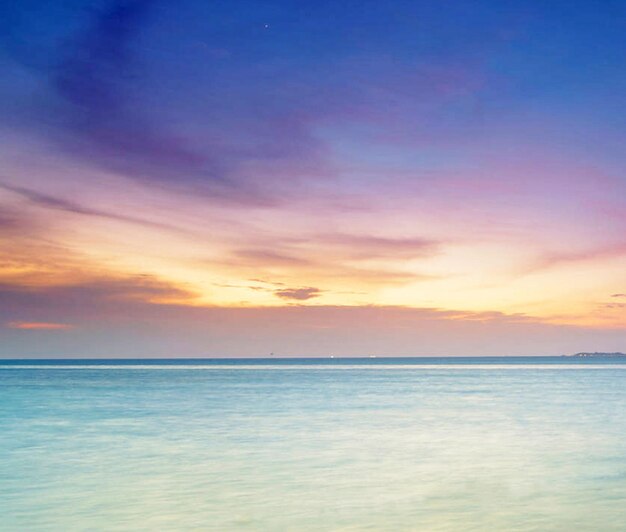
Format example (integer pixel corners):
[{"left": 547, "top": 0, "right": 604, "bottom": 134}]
[{"left": 1, "top": 0, "right": 624, "bottom": 357}]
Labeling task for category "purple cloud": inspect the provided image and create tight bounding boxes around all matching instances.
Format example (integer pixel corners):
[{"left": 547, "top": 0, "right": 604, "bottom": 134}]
[
  {"left": 49, "top": 1, "right": 231, "bottom": 192},
  {"left": 319, "top": 233, "right": 440, "bottom": 259},
  {"left": 3, "top": 1, "right": 334, "bottom": 204},
  {"left": 274, "top": 287, "right": 322, "bottom": 301},
  {"left": 0, "top": 181, "right": 183, "bottom": 232},
  {"left": 0, "top": 275, "right": 198, "bottom": 329},
  {"left": 233, "top": 249, "right": 312, "bottom": 266},
  {"left": 0, "top": 209, "right": 22, "bottom": 232}
]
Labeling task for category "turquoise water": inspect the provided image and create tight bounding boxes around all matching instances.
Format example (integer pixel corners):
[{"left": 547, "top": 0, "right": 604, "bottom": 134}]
[{"left": 2, "top": 358, "right": 626, "bottom": 531}]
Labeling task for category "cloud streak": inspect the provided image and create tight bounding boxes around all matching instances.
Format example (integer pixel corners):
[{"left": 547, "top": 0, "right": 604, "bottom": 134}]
[
  {"left": 524, "top": 242, "right": 626, "bottom": 274},
  {"left": 274, "top": 287, "right": 322, "bottom": 301},
  {"left": 319, "top": 234, "right": 440, "bottom": 259},
  {"left": 7, "top": 321, "right": 74, "bottom": 330},
  {"left": 0, "top": 275, "right": 198, "bottom": 320},
  {"left": 4, "top": 0, "right": 336, "bottom": 204},
  {"left": 48, "top": 0, "right": 233, "bottom": 192},
  {"left": 0, "top": 208, "right": 26, "bottom": 233},
  {"left": 0, "top": 181, "right": 183, "bottom": 233}
]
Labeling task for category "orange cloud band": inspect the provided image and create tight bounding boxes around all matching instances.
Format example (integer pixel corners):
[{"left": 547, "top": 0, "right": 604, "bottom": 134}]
[{"left": 7, "top": 321, "right": 74, "bottom": 330}]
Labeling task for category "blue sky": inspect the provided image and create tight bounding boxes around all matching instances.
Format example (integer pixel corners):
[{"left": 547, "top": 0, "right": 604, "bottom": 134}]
[{"left": 1, "top": 0, "right": 624, "bottom": 356}]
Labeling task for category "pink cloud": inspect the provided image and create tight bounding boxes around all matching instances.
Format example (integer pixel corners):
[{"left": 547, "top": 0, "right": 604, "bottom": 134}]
[{"left": 528, "top": 242, "right": 626, "bottom": 274}]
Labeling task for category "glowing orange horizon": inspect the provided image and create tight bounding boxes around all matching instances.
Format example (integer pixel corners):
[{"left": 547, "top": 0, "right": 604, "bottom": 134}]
[{"left": 7, "top": 321, "right": 75, "bottom": 331}]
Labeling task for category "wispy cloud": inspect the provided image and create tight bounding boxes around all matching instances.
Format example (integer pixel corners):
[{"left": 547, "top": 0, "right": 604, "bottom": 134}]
[
  {"left": 0, "top": 275, "right": 198, "bottom": 320},
  {"left": 602, "top": 303, "right": 625, "bottom": 309},
  {"left": 0, "top": 181, "right": 183, "bottom": 232},
  {"left": 0, "top": 208, "right": 26, "bottom": 233},
  {"left": 525, "top": 242, "right": 626, "bottom": 274},
  {"left": 7, "top": 321, "right": 74, "bottom": 330},
  {"left": 274, "top": 287, "right": 322, "bottom": 301},
  {"left": 233, "top": 249, "right": 313, "bottom": 267},
  {"left": 52, "top": 2, "right": 212, "bottom": 180},
  {"left": 319, "top": 233, "right": 440, "bottom": 259},
  {"left": 5, "top": 1, "right": 333, "bottom": 204}
]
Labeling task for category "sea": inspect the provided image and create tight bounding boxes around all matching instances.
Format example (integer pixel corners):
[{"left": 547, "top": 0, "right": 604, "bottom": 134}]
[{"left": 2, "top": 356, "right": 626, "bottom": 531}]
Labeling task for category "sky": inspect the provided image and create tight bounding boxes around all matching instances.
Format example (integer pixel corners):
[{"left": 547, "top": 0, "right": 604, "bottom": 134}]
[{"left": 0, "top": 0, "right": 624, "bottom": 357}]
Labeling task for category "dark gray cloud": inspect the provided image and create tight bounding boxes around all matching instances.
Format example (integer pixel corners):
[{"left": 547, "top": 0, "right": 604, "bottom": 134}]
[{"left": 611, "top": 293, "right": 626, "bottom": 298}]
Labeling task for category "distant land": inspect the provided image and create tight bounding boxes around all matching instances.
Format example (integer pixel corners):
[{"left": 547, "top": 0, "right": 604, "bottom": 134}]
[{"left": 567, "top": 352, "right": 626, "bottom": 358}]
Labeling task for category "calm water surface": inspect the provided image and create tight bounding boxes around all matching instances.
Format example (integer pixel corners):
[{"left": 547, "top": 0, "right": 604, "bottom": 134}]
[{"left": 2, "top": 357, "right": 626, "bottom": 531}]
